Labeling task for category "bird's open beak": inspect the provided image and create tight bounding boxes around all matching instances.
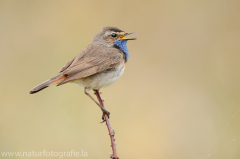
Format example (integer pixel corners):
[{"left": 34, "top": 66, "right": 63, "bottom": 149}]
[{"left": 119, "top": 32, "right": 136, "bottom": 40}]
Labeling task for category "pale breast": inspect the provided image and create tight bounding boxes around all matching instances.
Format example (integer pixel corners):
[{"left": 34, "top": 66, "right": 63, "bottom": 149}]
[{"left": 72, "top": 61, "right": 125, "bottom": 90}]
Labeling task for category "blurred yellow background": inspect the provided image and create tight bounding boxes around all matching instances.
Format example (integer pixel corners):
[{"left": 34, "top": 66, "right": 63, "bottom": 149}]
[{"left": 1, "top": 0, "right": 240, "bottom": 158}]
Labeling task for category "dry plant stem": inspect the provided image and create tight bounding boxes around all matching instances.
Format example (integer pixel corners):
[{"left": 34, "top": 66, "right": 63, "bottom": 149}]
[{"left": 94, "top": 90, "right": 119, "bottom": 159}]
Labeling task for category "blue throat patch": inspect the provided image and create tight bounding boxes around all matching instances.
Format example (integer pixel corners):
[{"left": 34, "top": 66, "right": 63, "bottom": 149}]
[{"left": 113, "top": 40, "right": 129, "bottom": 62}]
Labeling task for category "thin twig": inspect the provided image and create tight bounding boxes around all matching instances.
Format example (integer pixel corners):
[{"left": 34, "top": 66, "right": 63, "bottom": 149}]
[{"left": 94, "top": 90, "right": 119, "bottom": 159}]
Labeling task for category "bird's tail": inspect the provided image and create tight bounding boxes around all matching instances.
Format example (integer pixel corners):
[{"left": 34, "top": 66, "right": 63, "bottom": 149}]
[{"left": 29, "top": 74, "right": 67, "bottom": 94}]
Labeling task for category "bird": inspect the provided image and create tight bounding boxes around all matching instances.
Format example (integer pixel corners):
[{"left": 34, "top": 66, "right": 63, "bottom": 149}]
[{"left": 29, "top": 26, "right": 135, "bottom": 120}]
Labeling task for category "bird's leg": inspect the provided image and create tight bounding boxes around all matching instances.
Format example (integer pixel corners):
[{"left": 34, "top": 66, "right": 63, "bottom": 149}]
[
  {"left": 84, "top": 87, "right": 110, "bottom": 119},
  {"left": 93, "top": 89, "right": 107, "bottom": 122}
]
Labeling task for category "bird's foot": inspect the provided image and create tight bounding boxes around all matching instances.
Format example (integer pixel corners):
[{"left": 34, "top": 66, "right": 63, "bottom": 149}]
[{"left": 100, "top": 108, "right": 110, "bottom": 123}]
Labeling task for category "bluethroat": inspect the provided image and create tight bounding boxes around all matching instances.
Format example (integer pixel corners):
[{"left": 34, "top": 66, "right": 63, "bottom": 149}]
[{"left": 29, "top": 26, "right": 135, "bottom": 119}]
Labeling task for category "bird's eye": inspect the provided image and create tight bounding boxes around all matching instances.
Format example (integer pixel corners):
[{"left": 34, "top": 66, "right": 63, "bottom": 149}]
[{"left": 111, "top": 33, "right": 117, "bottom": 37}]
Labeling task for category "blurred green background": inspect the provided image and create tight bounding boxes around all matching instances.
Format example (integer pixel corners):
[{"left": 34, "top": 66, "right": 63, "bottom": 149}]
[{"left": 1, "top": 0, "right": 240, "bottom": 158}]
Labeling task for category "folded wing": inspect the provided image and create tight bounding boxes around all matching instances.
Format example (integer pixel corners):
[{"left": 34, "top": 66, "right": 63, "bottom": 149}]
[{"left": 57, "top": 44, "right": 123, "bottom": 86}]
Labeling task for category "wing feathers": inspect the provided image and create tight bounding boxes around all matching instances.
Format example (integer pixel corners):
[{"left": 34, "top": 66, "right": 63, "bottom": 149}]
[
  {"left": 57, "top": 66, "right": 99, "bottom": 86},
  {"left": 56, "top": 44, "right": 124, "bottom": 85}
]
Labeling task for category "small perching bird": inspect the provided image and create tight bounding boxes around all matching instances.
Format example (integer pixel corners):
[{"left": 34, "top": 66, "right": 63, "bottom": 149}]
[{"left": 29, "top": 26, "right": 135, "bottom": 120}]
